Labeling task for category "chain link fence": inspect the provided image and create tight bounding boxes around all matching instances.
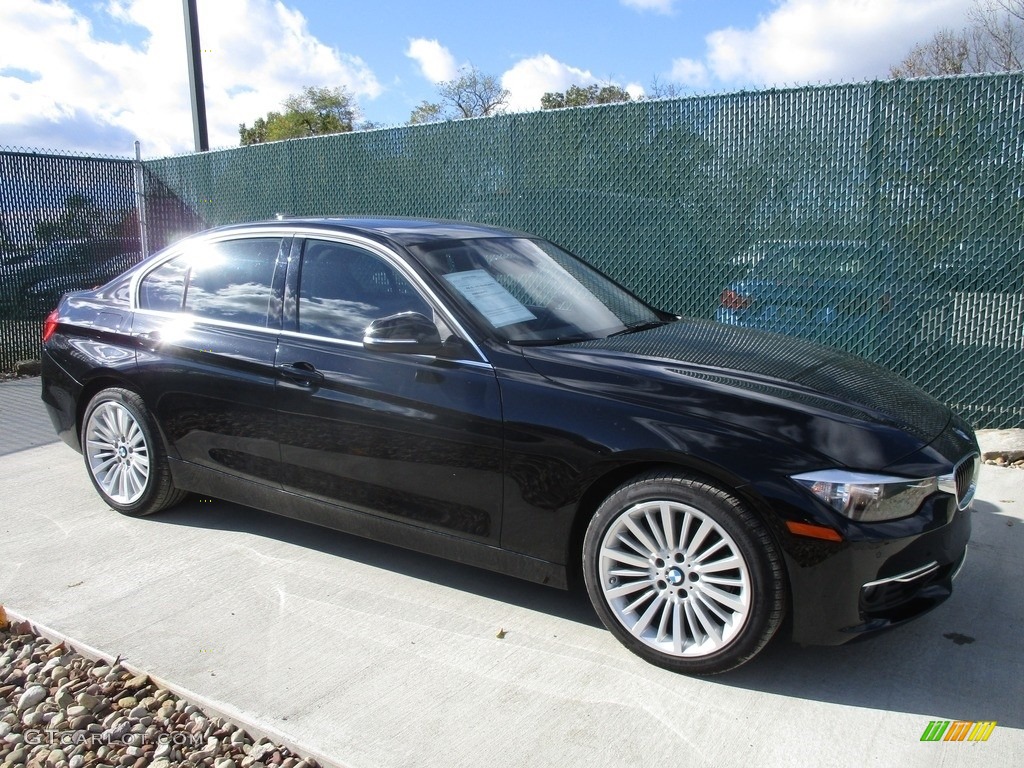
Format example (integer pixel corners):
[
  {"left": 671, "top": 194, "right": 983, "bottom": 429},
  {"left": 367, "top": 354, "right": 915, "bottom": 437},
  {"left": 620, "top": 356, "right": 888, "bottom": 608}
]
[
  {"left": 3, "top": 75, "right": 1023, "bottom": 426},
  {"left": 0, "top": 148, "right": 141, "bottom": 368}
]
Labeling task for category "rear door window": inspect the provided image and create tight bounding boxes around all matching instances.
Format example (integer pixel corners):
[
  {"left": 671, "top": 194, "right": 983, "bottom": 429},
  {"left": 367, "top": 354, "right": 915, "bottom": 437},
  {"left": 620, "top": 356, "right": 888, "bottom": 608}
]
[
  {"left": 138, "top": 257, "right": 188, "bottom": 311},
  {"left": 185, "top": 239, "right": 281, "bottom": 327},
  {"left": 138, "top": 238, "right": 282, "bottom": 327}
]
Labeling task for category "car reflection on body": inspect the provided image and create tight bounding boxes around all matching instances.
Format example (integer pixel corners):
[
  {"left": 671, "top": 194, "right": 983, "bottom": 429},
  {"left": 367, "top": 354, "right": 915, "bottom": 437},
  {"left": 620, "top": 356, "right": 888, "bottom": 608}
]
[{"left": 41, "top": 218, "right": 977, "bottom": 674}]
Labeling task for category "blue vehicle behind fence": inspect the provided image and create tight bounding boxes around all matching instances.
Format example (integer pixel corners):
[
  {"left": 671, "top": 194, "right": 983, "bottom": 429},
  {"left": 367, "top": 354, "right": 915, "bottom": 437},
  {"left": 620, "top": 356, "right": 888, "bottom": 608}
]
[{"left": 715, "top": 240, "right": 923, "bottom": 355}]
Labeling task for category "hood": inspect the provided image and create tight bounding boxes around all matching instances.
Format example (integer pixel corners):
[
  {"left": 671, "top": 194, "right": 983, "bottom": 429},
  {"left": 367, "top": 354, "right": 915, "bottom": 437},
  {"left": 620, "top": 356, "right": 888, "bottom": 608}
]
[{"left": 522, "top": 319, "right": 952, "bottom": 464}]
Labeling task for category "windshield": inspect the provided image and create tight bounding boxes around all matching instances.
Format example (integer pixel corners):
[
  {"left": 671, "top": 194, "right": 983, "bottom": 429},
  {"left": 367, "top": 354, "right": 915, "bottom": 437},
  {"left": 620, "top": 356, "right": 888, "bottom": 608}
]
[{"left": 410, "top": 237, "right": 664, "bottom": 344}]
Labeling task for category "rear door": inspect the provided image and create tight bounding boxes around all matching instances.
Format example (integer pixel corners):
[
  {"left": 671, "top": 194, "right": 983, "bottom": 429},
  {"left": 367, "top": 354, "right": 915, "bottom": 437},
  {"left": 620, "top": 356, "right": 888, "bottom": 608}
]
[
  {"left": 273, "top": 235, "right": 504, "bottom": 543},
  {"left": 131, "top": 234, "right": 287, "bottom": 486}
]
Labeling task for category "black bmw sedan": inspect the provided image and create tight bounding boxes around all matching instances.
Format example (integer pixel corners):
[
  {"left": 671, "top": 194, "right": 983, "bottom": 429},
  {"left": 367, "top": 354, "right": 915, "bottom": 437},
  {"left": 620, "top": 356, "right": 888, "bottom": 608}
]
[{"left": 40, "top": 218, "right": 978, "bottom": 674}]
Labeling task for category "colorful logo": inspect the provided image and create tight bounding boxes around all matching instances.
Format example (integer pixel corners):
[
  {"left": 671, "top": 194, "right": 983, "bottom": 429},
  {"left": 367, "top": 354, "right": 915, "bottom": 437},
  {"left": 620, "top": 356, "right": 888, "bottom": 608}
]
[{"left": 920, "top": 721, "right": 997, "bottom": 742}]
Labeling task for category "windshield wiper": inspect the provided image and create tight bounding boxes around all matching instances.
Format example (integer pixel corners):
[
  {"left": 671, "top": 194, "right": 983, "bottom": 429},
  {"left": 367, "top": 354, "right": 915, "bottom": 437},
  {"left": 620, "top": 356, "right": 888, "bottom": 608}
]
[{"left": 607, "top": 320, "right": 667, "bottom": 338}]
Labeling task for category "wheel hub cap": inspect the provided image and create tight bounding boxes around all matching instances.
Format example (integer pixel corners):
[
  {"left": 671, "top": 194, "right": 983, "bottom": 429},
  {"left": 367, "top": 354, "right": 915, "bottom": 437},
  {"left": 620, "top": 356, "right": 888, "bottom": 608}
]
[
  {"left": 85, "top": 401, "right": 151, "bottom": 505},
  {"left": 598, "top": 499, "right": 753, "bottom": 659}
]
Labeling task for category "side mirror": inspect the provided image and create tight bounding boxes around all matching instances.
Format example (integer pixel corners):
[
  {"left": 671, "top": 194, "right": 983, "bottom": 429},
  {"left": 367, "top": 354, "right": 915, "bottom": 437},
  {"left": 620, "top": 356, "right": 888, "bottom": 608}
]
[{"left": 363, "top": 312, "right": 443, "bottom": 354}]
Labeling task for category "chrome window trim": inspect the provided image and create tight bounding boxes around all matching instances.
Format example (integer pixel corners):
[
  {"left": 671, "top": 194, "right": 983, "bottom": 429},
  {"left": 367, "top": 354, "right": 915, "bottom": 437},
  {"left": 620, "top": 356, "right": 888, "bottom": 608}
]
[
  {"left": 278, "top": 327, "right": 494, "bottom": 370},
  {"left": 129, "top": 307, "right": 493, "bottom": 370},
  {"left": 131, "top": 307, "right": 280, "bottom": 337},
  {"left": 129, "top": 225, "right": 494, "bottom": 369}
]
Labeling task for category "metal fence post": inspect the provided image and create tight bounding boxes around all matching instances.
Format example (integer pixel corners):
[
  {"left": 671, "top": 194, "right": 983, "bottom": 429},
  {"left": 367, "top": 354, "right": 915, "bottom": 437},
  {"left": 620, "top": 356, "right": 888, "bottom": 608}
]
[{"left": 134, "top": 142, "right": 150, "bottom": 258}]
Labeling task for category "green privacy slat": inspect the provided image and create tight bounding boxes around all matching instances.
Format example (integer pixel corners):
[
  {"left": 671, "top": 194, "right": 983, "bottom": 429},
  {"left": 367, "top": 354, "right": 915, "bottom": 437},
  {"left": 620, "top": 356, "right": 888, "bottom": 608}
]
[
  {"left": 3, "top": 75, "right": 1022, "bottom": 426},
  {"left": 0, "top": 150, "right": 137, "bottom": 369}
]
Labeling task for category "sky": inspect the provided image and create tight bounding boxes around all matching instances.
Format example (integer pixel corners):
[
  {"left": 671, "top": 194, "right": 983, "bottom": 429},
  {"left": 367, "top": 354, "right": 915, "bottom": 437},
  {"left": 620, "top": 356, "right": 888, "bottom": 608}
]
[{"left": 0, "top": 0, "right": 981, "bottom": 158}]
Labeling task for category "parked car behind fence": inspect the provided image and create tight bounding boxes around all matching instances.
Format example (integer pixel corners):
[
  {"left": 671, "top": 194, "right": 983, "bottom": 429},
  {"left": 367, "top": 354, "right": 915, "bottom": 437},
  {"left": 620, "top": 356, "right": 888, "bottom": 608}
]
[
  {"left": 715, "top": 240, "right": 928, "bottom": 360},
  {"left": 0, "top": 238, "right": 141, "bottom": 320}
]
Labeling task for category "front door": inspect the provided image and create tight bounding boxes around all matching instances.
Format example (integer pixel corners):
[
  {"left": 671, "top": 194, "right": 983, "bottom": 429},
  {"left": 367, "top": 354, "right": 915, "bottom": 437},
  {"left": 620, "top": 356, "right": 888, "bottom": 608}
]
[{"left": 274, "top": 237, "right": 504, "bottom": 543}]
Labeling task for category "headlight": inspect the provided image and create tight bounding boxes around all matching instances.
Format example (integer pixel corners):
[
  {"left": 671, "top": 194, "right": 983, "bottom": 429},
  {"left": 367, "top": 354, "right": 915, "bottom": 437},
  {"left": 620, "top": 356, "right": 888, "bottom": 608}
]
[{"left": 792, "top": 470, "right": 937, "bottom": 522}]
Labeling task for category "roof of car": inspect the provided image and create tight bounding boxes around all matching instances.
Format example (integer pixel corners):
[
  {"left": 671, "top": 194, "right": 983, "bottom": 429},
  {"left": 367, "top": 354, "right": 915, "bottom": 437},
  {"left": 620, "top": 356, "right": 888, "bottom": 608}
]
[{"left": 207, "top": 217, "right": 532, "bottom": 248}]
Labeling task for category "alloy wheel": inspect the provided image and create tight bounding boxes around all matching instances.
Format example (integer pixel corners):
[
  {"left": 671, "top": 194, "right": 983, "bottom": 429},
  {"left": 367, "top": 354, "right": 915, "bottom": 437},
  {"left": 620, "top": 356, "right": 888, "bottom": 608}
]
[
  {"left": 84, "top": 400, "right": 151, "bottom": 505},
  {"left": 597, "top": 499, "right": 753, "bottom": 658}
]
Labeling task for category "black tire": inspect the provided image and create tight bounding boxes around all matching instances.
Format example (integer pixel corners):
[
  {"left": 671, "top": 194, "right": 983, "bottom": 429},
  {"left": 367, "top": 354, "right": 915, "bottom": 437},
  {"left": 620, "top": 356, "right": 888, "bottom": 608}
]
[
  {"left": 582, "top": 470, "right": 786, "bottom": 675},
  {"left": 81, "top": 388, "right": 187, "bottom": 517}
]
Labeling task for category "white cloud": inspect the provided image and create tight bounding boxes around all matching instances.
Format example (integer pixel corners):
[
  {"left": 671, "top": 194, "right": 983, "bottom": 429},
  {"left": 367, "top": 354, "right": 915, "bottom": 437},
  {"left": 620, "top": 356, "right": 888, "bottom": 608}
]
[
  {"left": 625, "top": 82, "right": 646, "bottom": 100},
  {"left": 668, "top": 58, "right": 709, "bottom": 88},
  {"left": 697, "top": 0, "right": 977, "bottom": 85},
  {"left": 501, "top": 55, "right": 600, "bottom": 111},
  {"left": 501, "top": 55, "right": 645, "bottom": 111},
  {"left": 0, "top": 0, "right": 382, "bottom": 156},
  {"left": 405, "top": 38, "right": 460, "bottom": 83},
  {"left": 620, "top": 0, "right": 678, "bottom": 14}
]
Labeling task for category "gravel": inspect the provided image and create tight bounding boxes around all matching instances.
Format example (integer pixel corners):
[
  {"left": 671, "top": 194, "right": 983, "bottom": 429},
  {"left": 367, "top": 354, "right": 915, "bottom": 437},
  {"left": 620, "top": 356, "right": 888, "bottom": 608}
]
[
  {"left": 0, "top": 361, "right": 40, "bottom": 381},
  {"left": 0, "top": 612, "right": 320, "bottom": 768},
  {"left": 984, "top": 456, "right": 1024, "bottom": 469}
]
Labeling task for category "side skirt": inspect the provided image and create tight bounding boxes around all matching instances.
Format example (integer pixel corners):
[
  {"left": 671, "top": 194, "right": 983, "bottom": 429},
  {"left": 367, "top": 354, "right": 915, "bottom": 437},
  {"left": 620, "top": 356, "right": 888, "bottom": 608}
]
[{"left": 168, "top": 458, "right": 567, "bottom": 589}]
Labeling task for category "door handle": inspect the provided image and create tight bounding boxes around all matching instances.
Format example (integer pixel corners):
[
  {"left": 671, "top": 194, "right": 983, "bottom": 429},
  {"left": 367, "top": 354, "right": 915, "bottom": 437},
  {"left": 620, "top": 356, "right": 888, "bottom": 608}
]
[{"left": 277, "top": 361, "right": 323, "bottom": 387}]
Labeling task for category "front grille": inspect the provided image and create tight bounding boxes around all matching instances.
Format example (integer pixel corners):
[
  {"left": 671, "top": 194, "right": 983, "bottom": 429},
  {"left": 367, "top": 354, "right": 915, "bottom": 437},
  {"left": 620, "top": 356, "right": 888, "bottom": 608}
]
[
  {"left": 939, "top": 453, "right": 979, "bottom": 510},
  {"left": 954, "top": 454, "right": 980, "bottom": 509}
]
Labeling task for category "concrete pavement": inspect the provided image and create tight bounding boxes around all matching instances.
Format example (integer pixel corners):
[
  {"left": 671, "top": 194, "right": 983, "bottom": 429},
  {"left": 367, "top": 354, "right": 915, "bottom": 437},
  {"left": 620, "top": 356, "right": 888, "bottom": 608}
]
[
  {"left": 0, "top": 378, "right": 1022, "bottom": 767},
  {"left": 0, "top": 377, "right": 56, "bottom": 456}
]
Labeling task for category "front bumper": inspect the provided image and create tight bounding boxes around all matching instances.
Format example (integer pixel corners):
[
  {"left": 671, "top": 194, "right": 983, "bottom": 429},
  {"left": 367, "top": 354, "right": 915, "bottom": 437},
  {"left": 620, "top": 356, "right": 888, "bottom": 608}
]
[{"left": 784, "top": 493, "right": 972, "bottom": 645}]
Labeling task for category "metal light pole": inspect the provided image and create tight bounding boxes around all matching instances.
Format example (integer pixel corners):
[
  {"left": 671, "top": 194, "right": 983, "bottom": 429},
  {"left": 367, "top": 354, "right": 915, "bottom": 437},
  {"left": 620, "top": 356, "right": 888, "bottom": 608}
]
[{"left": 183, "top": 0, "right": 209, "bottom": 152}]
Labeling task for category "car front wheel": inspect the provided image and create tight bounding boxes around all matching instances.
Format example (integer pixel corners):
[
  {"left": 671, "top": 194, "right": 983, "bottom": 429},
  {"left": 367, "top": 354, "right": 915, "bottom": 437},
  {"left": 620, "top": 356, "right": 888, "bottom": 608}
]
[
  {"left": 583, "top": 470, "right": 786, "bottom": 674},
  {"left": 81, "top": 388, "right": 187, "bottom": 516}
]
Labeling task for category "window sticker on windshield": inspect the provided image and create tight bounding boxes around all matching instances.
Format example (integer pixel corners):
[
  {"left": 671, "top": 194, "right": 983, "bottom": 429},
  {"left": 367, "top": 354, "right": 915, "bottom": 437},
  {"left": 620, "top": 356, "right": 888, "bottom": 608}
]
[{"left": 444, "top": 269, "right": 537, "bottom": 328}]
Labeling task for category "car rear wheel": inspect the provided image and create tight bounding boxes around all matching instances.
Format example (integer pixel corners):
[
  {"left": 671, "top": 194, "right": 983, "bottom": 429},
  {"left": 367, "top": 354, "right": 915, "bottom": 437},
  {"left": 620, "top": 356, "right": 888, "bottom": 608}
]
[
  {"left": 82, "top": 388, "right": 187, "bottom": 516},
  {"left": 583, "top": 470, "right": 786, "bottom": 674}
]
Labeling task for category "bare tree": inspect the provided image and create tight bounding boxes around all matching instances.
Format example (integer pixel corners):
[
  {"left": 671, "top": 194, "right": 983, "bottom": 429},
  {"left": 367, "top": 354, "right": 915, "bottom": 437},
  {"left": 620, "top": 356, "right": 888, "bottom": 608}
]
[
  {"left": 408, "top": 66, "right": 509, "bottom": 124},
  {"left": 647, "top": 76, "right": 685, "bottom": 100},
  {"left": 994, "top": 0, "right": 1024, "bottom": 21},
  {"left": 890, "top": 0, "right": 1023, "bottom": 77},
  {"left": 891, "top": 29, "right": 978, "bottom": 77},
  {"left": 436, "top": 66, "right": 509, "bottom": 119},
  {"left": 970, "top": 0, "right": 1024, "bottom": 69}
]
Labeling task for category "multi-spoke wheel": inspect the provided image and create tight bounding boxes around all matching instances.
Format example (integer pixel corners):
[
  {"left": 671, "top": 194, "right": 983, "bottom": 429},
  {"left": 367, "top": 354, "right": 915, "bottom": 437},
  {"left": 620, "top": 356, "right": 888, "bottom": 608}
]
[
  {"left": 81, "top": 388, "right": 187, "bottom": 516},
  {"left": 583, "top": 471, "right": 786, "bottom": 675}
]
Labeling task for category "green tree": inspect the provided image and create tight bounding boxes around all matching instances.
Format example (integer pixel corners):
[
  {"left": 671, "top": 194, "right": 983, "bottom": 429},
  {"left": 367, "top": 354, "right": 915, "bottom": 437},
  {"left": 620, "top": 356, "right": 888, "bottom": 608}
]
[
  {"left": 34, "top": 193, "right": 106, "bottom": 243},
  {"left": 0, "top": 218, "right": 15, "bottom": 254},
  {"left": 409, "top": 66, "right": 508, "bottom": 123},
  {"left": 408, "top": 100, "right": 445, "bottom": 125},
  {"left": 540, "top": 84, "right": 632, "bottom": 110},
  {"left": 239, "top": 86, "right": 360, "bottom": 145}
]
